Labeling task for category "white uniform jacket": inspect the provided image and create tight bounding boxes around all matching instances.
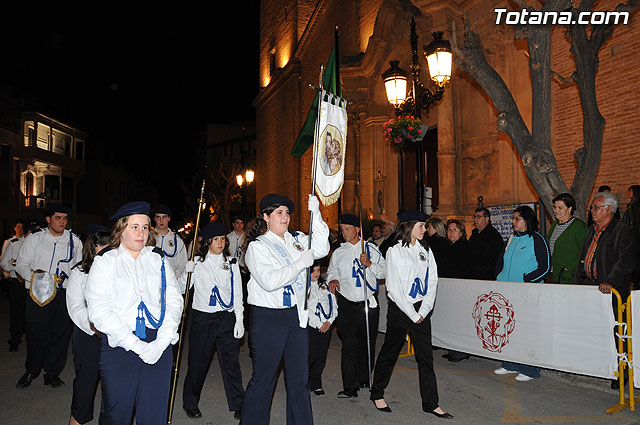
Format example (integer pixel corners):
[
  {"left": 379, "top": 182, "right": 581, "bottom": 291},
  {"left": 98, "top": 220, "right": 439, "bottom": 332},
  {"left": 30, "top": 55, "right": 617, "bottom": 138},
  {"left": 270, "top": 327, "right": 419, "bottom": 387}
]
[
  {"left": 307, "top": 281, "right": 338, "bottom": 329},
  {"left": 181, "top": 253, "right": 243, "bottom": 323},
  {"left": 327, "top": 241, "right": 386, "bottom": 307},
  {"left": 385, "top": 241, "right": 438, "bottom": 323},
  {"left": 0, "top": 236, "right": 24, "bottom": 278},
  {"left": 245, "top": 215, "right": 329, "bottom": 327},
  {"left": 156, "top": 229, "right": 188, "bottom": 280},
  {"left": 85, "top": 246, "right": 183, "bottom": 352},
  {"left": 16, "top": 228, "right": 83, "bottom": 289},
  {"left": 226, "top": 231, "right": 246, "bottom": 268},
  {"left": 66, "top": 267, "right": 94, "bottom": 336}
]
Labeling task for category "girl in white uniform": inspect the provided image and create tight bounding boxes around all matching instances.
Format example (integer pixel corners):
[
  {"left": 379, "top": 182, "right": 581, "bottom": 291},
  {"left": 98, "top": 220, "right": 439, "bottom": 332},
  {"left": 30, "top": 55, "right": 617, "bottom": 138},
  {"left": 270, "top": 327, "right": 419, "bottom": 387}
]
[
  {"left": 241, "top": 194, "right": 329, "bottom": 425},
  {"left": 370, "top": 210, "right": 452, "bottom": 419},
  {"left": 181, "top": 222, "right": 244, "bottom": 420},
  {"left": 85, "top": 201, "right": 183, "bottom": 425},
  {"left": 307, "top": 261, "right": 338, "bottom": 396},
  {"left": 66, "top": 226, "right": 110, "bottom": 425}
]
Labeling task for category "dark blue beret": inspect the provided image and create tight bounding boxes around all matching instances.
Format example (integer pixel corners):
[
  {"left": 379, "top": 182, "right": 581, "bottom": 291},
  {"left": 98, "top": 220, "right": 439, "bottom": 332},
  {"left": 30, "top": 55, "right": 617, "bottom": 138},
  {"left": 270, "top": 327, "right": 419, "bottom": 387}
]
[
  {"left": 339, "top": 213, "right": 360, "bottom": 227},
  {"left": 46, "top": 203, "right": 70, "bottom": 217},
  {"left": 201, "top": 222, "right": 227, "bottom": 240},
  {"left": 155, "top": 204, "right": 172, "bottom": 217},
  {"left": 110, "top": 201, "right": 151, "bottom": 221},
  {"left": 397, "top": 210, "right": 429, "bottom": 223},
  {"left": 87, "top": 224, "right": 111, "bottom": 235},
  {"left": 259, "top": 194, "right": 295, "bottom": 214}
]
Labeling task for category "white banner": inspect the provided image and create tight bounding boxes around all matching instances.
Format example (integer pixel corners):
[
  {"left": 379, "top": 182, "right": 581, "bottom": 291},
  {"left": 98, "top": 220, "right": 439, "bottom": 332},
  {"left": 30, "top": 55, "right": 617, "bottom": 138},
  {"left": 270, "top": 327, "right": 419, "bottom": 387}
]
[
  {"left": 431, "top": 278, "right": 617, "bottom": 379},
  {"left": 313, "top": 92, "right": 347, "bottom": 206}
]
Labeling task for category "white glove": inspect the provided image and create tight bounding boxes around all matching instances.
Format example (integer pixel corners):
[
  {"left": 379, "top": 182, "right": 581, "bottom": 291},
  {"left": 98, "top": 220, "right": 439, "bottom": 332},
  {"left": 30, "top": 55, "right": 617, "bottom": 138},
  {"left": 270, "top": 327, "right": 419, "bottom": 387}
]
[
  {"left": 139, "top": 340, "right": 167, "bottom": 365},
  {"left": 298, "top": 249, "right": 315, "bottom": 268},
  {"left": 185, "top": 260, "right": 197, "bottom": 273},
  {"left": 128, "top": 338, "right": 149, "bottom": 356},
  {"left": 234, "top": 320, "right": 244, "bottom": 339},
  {"left": 308, "top": 195, "right": 320, "bottom": 214}
]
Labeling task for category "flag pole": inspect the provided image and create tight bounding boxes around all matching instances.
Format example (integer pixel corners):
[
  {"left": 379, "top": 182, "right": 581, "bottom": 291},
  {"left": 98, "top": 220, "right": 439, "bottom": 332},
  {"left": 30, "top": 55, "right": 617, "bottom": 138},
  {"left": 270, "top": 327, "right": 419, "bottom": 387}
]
[
  {"left": 305, "top": 64, "right": 325, "bottom": 310},
  {"left": 355, "top": 180, "right": 373, "bottom": 389},
  {"left": 167, "top": 179, "right": 206, "bottom": 424}
]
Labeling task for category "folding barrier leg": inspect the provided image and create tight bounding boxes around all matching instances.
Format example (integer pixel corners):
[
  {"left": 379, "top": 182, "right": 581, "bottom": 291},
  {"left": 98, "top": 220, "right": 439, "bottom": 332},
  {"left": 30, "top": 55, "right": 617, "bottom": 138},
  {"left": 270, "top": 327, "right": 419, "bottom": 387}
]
[{"left": 606, "top": 289, "right": 631, "bottom": 415}]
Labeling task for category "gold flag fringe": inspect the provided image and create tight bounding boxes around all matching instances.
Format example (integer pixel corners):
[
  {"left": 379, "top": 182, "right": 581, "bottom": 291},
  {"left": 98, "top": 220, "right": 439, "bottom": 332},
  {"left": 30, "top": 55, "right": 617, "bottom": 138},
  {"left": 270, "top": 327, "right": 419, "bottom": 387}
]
[{"left": 315, "top": 182, "right": 343, "bottom": 206}]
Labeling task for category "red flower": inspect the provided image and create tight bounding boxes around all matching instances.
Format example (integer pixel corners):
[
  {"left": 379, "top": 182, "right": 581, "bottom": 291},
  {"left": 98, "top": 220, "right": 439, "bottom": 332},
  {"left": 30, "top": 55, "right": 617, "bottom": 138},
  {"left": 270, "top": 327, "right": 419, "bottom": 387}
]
[
  {"left": 418, "top": 130, "right": 422, "bottom": 134},
  {"left": 408, "top": 126, "right": 413, "bottom": 130}
]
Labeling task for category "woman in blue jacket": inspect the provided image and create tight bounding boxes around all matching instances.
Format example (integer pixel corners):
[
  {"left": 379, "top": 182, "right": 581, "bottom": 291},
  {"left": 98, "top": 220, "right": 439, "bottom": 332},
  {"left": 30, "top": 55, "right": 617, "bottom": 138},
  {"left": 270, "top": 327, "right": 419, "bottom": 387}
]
[{"left": 494, "top": 205, "right": 550, "bottom": 381}]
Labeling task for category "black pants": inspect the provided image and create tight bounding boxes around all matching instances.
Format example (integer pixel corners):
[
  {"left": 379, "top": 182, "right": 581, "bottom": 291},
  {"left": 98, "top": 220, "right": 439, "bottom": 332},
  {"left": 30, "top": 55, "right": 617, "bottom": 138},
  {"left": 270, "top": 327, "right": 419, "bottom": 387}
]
[
  {"left": 8, "top": 278, "right": 26, "bottom": 347},
  {"left": 308, "top": 325, "right": 333, "bottom": 390},
  {"left": 183, "top": 309, "right": 244, "bottom": 411},
  {"left": 71, "top": 325, "right": 101, "bottom": 424},
  {"left": 335, "top": 292, "right": 379, "bottom": 390},
  {"left": 370, "top": 300, "right": 439, "bottom": 412},
  {"left": 25, "top": 289, "right": 72, "bottom": 376}
]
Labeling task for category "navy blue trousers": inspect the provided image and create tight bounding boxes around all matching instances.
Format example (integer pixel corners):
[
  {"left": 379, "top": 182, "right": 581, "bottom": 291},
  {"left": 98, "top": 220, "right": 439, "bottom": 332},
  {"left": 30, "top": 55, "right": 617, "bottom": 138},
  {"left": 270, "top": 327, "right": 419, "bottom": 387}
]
[
  {"left": 241, "top": 306, "right": 312, "bottom": 425},
  {"left": 308, "top": 325, "right": 332, "bottom": 391},
  {"left": 183, "top": 309, "right": 244, "bottom": 411},
  {"left": 98, "top": 329, "right": 172, "bottom": 425},
  {"left": 71, "top": 325, "right": 101, "bottom": 424},
  {"left": 8, "top": 278, "right": 26, "bottom": 347}
]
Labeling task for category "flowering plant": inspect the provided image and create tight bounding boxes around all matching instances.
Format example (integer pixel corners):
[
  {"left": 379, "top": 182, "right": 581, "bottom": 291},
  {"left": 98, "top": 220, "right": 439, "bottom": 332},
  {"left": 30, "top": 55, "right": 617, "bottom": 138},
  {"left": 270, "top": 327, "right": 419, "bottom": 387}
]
[{"left": 383, "top": 115, "right": 424, "bottom": 148}]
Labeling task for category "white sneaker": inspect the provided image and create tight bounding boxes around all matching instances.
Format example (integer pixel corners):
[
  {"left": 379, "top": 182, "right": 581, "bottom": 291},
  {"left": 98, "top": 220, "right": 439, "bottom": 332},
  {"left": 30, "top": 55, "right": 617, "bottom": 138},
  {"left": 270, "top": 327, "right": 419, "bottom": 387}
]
[
  {"left": 515, "top": 373, "right": 534, "bottom": 382},
  {"left": 494, "top": 367, "right": 518, "bottom": 375}
]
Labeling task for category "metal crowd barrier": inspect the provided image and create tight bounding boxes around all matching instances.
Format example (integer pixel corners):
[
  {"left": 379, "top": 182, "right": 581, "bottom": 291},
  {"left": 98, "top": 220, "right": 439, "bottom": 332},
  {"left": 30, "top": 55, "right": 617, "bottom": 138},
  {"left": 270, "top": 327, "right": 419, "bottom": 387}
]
[{"left": 607, "top": 288, "right": 635, "bottom": 414}]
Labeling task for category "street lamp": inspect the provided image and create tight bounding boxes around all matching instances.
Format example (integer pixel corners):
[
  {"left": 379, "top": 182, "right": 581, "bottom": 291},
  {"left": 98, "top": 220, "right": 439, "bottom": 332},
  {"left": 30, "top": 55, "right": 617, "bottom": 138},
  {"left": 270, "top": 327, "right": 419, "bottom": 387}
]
[
  {"left": 236, "top": 169, "right": 254, "bottom": 219},
  {"left": 382, "top": 18, "right": 452, "bottom": 211}
]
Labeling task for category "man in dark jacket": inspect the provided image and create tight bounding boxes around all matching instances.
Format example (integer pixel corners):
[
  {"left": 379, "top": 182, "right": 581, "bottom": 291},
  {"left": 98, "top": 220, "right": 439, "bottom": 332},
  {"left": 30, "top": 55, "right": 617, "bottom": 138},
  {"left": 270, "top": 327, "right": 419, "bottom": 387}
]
[
  {"left": 575, "top": 191, "right": 636, "bottom": 390},
  {"left": 469, "top": 207, "right": 505, "bottom": 280}
]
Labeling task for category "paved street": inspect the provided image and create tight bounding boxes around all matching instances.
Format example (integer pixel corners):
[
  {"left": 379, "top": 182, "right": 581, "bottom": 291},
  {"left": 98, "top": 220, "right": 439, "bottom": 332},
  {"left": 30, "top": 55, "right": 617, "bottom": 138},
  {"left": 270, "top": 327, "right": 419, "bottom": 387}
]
[{"left": 0, "top": 292, "right": 638, "bottom": 425}]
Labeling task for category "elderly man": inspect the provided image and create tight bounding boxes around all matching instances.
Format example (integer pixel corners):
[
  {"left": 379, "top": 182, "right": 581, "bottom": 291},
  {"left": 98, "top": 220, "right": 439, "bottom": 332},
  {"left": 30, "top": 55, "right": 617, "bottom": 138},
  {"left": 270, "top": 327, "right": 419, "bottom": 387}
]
[
  {"left": 469, "top": 207, "right": 505, "bottom": 281},
  {"left": 575, "top": 191, "right": 636, "bottom": 389}
]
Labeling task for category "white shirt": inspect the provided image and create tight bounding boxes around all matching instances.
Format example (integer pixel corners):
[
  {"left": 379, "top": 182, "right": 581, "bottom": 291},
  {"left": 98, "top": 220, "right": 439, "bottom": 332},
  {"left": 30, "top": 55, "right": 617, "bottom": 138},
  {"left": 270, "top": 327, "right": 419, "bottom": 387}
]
[
  {"left": 0, "top": 236, "right": 24, "bottom": 278},
  {"left": 227, "top": 231, "right": 246, "bottom": 268},
  {"left": 181, "top": 252, "right": 243, "bottom": 321},
  {"left": 66, "top": 268, "right": 94, "bottom": 335},
  {"left": 85, "top": 246, "right": 183, "bottom": 352},
  {"left": 327, "top": 240, "right": 386, "bottom": 307},
  {"left": 385, "top": 241, "right": 438, "bottom": 323},
  {"left": 16, "top": 228, "right": 83, "bottom": 289},
  {"left": 307, "top": 281, "right": 338, "bottom": 329},
  {"left": 156, "top": 229, "right": 188, "bottom": 280},
  {"left": 245, "top": 213, "right": 329, "bottom": 327}
]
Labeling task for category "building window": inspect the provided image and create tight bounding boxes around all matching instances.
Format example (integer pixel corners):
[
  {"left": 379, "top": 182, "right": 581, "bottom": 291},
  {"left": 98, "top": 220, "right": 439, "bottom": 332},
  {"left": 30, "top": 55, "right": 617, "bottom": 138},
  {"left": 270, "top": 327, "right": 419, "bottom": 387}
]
[
  {"left": 36, "top": 123, "right": 50, "bottom": 150},
  {"left": 75, "top": 140, "right": 84, "bottom": 161},
  {"left": 52, "top": 130, "right": 71, "bottom": 156},
  {"left": 24, "top": 121, "right": 35, "bottom": 147},
  {"left": 269, "top": 39, "right": 276, "bottom": 77}
]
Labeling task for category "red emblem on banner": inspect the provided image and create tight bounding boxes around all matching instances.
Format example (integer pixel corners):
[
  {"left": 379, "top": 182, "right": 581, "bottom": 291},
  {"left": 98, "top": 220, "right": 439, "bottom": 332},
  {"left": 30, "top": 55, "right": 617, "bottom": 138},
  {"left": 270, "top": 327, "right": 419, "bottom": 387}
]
[{"left": 472, "top": 291, "right": 516, "bottom": 353}]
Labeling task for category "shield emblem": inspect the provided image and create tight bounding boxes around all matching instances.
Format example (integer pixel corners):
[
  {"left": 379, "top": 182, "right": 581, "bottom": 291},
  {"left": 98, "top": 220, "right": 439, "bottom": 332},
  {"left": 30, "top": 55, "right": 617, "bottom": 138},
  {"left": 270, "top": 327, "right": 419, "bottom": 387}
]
[{"left": 30, "top": 271, "right": 57, "bottom": 307}]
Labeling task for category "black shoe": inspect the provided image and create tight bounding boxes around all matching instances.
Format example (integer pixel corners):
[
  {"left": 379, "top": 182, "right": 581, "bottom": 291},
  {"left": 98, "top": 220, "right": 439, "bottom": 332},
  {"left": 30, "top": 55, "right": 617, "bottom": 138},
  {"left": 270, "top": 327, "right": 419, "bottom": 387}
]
[
  {"left": 372, "top": 399, "right": 392, "bottom": 413},
  {"left": 426, "top": 408, "right": 453, "bottom": 419},
  {"left": 448, "top": 356, "right": 469, "bottom": 363},
  {"left": 233, "top": 410, "right": 241, "bottom": 420},
  {"left": 183, "top": 406, "right": 202, "bottom": 418},
  {"left": 337, "top": 388, "right": 358, "bottom": 398},
  {"left": 50, "top": 376, "right": 65, "bottom": 388},
  {"left": 16, "top": 372, "right": 39, "bottom": 389},
  {"left": 8, "top": 345, "right": 18, "bottom": 352},
  {"left": 313, "top": 389, "right": 325, "bottom": 396}
]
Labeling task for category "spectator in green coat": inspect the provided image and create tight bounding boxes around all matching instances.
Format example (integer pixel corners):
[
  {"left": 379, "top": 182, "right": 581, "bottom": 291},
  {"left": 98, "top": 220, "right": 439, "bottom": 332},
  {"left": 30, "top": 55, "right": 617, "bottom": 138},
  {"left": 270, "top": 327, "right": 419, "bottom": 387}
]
[{"left": 546, "top": 193, "right": 588, "bottom": 283}]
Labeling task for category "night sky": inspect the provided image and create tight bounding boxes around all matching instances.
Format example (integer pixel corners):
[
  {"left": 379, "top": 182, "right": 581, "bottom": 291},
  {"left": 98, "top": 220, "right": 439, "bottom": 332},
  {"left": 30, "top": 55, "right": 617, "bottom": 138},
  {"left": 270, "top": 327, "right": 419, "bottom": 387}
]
[{"left": 0, "top": 6, "right": 260, "bottom": 213}]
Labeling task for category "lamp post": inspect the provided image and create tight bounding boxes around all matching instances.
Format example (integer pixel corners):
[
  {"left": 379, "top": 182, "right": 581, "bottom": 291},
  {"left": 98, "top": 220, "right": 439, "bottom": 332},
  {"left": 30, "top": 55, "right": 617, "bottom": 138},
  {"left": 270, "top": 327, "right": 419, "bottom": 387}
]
[
  {"left": 382, "top": 17, "right": 452, "bottom": 211},
  {"left": 236, "top": 169, "right": 254, "bottom": 220}
]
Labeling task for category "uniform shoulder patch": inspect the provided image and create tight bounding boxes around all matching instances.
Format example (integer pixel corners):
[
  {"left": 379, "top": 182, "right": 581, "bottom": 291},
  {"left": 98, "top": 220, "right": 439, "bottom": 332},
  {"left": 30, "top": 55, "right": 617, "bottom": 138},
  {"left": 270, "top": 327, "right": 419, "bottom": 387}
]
[
  {"left": 97, "top": 247, "right": 112, "bottom": 256},
  {"left": 30, "top": 228, "right": 42, "bottom": 234},
  {"left": 152, "top": 247, "right": 165, "bottom": 257},
  {"left": 10, "top": 237, "right": 19, "bottom": 243}
]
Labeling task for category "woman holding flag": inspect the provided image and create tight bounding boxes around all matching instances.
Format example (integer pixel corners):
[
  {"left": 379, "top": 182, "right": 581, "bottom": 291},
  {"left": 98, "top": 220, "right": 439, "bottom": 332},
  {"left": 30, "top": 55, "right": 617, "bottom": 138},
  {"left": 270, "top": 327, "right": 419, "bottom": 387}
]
[
  {"left": 241, "top": 193, "right": 329, "bottom": 425},
  {"left": 370, "top": 210, "right": 452, "bottom": 419}
]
